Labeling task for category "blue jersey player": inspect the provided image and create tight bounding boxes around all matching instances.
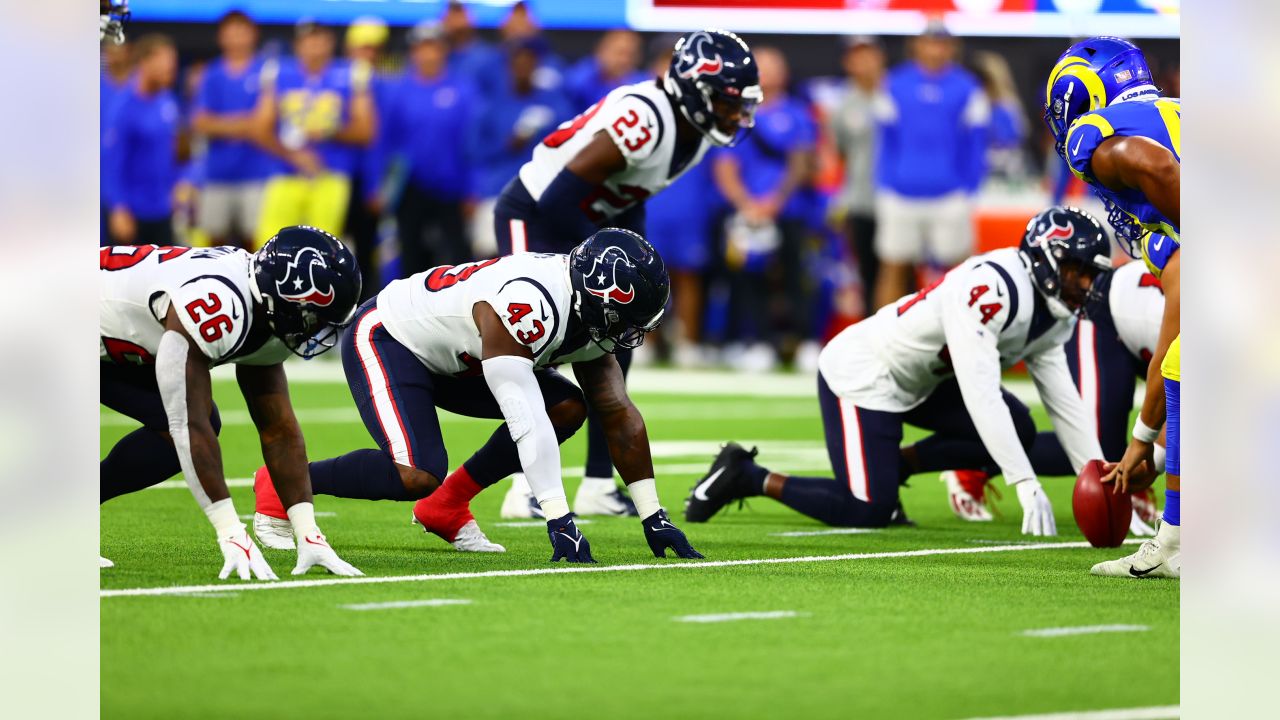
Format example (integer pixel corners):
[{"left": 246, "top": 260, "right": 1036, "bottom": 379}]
[{"left": 1043, "top": 36, "right": 1181, "bottom": 578}]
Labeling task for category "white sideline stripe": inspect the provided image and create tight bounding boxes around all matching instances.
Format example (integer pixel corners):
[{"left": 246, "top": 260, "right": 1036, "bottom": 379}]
[
  {"left": 957, "top": 705, "right": 1178, "bottom": 720},
  {"left": 341, "top": 599, "right": 472, "bottom": 611},
  {"left": 100, "top": 539, "right": 1140, "bottom": 598},
  {"left": 770, "top": 528, "right": 880, "bottom": 537},
  {"left": 1019, "top": 624, "right": 1150, "bottom": 638},
  {"left": 675, "top": 611, "right": 806, "bottom": 623}
]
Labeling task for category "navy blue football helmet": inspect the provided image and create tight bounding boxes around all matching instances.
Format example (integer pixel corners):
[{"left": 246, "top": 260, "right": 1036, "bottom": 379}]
[
  {"left": 251, "top": 226, "right": 362, "bottom": 359},
  {"left": 568, "top": 228, "right": 670, "bottom": 352},
  {"left": 1019, "top": 207, "right": 1113, "bottom": 319},
  {"left": 663, "top": 29, "right": 763, "bottom": 147},
  {"left": 1043, "top": 36, "right": 1156, "bottom": 160}
]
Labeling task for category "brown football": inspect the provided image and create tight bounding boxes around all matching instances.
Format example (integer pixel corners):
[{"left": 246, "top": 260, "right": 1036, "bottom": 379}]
[{"left": 1072, "top": 459, "right": 1132, "bottom": 548}]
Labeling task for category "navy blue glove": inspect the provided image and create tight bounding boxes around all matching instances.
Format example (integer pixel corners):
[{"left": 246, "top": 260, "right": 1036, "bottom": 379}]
[
  {"left": 643, "top": 509, "right": 705, "bottom": 559},
  {"left": 547, "top": 513, "right": 597, "bottom": 563}
]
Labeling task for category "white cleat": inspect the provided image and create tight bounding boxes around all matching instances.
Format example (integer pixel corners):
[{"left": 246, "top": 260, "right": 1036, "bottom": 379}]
[
  {"left": 1091, "top": 522, "right": 1180, "bottom": 579},
  {"left": 500, "top": 474, "right": 543, "bottom": 519},
  {"left": 573, "top": 477, "right": 639, "bottom": 516},
  {"left": 100, "top": 556, "right": 114, "bottom": 569},
  {"left": 254, "top": 512, "right": 296, "bottom": 550},
  {"left": 412, "top": 515, "right": 506, "bottom": 553},
  {"left": 450, "top": 520, "right": 506, "bottom": 553},
  {"left": 942, "top": 471, "right": 993, "bottom": 522}
]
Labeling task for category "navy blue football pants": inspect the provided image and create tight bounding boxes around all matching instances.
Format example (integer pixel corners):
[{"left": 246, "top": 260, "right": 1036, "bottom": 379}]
[{"left": 780, "top": 373, "right": 1034, "bottom": 527}]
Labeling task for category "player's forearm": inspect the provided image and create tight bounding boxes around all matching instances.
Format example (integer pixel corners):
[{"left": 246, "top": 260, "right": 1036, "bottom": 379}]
[
  {"left": 599, "top": 405, "right": 655, "bottom": 483},
  {"left": 1137, "top": 346, "right": 1169, "bottom": 430},
  {"left": 187, "top": 423, "right": 231, "bottom": 504},
  {"left": 259, "top": 425, "right": 312, "bottom": 509}
]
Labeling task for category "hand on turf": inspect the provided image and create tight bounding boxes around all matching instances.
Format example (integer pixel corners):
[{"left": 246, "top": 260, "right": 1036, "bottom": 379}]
[
  {"left": 218, "top": 529, "right": 278, "bottom": 581},
  {"left": 293, "top": 531, "right": 363, "bottom": 577},
  {"left": 1129, "top": 508, "right": 1157, "bottom": 538},
  {"left": 1102, "top": 438, "right": 1156, "bottom": 494},
  {"left": 1014, "top": 479, "right": 1057, "bottom": 537},
  {"left": 642, "top": 509, "right": 705, "bottom": 559},
  {"left": 546, "top": 514, "right": 596, "bottom": 563}
]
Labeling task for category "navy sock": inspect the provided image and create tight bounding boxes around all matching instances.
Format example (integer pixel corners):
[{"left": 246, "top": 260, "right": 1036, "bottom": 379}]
[
  {"left": 1163, "top": 489, "right": 1180, "bottom": 526},
  {"left": 747, "top": 462, "right": 769, "bottom": 495},
  {"left": 309, "top": 449, "right": 409, "bottom": 501},
  {"left": 464, "top": 421, "right": 580, "bottom": 488},
  {"left": 777, "top": 476, "right": 896, "bottom": 528},
  {"left": 101, "top": 428, "right": 180, "bottom": 503}
]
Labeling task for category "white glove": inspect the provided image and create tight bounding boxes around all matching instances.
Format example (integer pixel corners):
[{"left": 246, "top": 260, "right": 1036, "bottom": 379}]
[
  {"left": 218, "top": 528, "right": 278, "bottom": 580},
  {"left": 1014, "top": 479, "right": 1057, "bottom": 537},
  {"left": 293, "top": 531, "right": 364, "bottom": 577},
  {"left": 1129, "top": 508, "right": 1157, "bottom": 537}
]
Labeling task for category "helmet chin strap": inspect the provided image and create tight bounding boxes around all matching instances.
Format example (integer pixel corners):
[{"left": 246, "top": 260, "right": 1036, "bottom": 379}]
[{"left": 1045, "top": 295, "right": 1075, "bottom": 320}]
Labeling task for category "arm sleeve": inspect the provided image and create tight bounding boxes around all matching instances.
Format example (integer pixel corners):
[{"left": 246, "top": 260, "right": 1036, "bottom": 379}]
[
  {"left": 482, "top": 355, "right": 565, "bottom": 508},
  {"left": 1026, "top": 343, "right": 1105, "bottom": 472},
  {"left": 940, "top": 266, "right": 1036, "bottom": 485},
  {"left": 155, "top": 330, "right": 213, "bottom": 509}
]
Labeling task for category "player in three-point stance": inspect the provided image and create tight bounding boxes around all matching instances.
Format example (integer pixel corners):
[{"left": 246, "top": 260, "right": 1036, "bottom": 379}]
[
  {"left": 1043, "top": 36, "right": 1181, "bottom": 578},
  {"left": 493, "top": 29, "right": 763, "bottom": 519},
  {"left": 685, "top": 207, "right": 1111, "bottom": 536},
  {"left": 943, "top": 258, "right": 1167, "bottom": 537},
  {"left": 100, "top": 226, "right": 364, "bottom": 578},
  {"left": 253, "top": 228, "right": 702, "bottom": 562}
]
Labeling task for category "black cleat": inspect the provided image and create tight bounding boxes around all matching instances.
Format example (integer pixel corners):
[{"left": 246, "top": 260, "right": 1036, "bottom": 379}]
[
  {"left": 888, "top": 501, "right": 916, "bottom": 527},
  {"left": 684, "top": 443, "right": 759, "bottom": 523}
]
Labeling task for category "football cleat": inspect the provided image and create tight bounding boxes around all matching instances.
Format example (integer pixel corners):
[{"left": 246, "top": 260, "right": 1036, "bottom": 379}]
[
  {"left": 254, "top": 513, "right": 297, "bottom": 551},
  {"left": 574, "top": 479, "right": 639, "bottom": 517},
  {"left": 888, "top": 501, "right": 916, "bottom": 527},
  {"left": 1091, "top": 522, "right": 1180, "bottom": 579},
  {"left": 500, "top": 474, "right": 544, "bottom": 519},
  {"left": 100, "top": 556, "right": 114, "bottom": 569},
  {"left": 413, "top": 494, "right": 505, "bottom": 553},
  {"left": 684, "top": 443, "right": 758, "bottom": 523},
  {"left": 547, "top": 514, "right": 596, "bottom": 563},
  {"left": 942, "top": 470, "right": 994, "bottom": 522}
]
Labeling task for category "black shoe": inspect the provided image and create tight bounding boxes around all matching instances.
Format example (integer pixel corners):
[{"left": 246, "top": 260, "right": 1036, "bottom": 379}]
[
  {"left": 684, "top": 443, "right": 759, "bottom": 523},
  {"left": 888, "top": 501, "right": 916, "bottom": 527}
]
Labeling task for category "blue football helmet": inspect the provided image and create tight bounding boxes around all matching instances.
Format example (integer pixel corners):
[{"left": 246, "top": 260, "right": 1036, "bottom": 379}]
[
  {"left": 251, "top": 226, "right": 363, "bottom": 359},
  {"left": 663, "top": 29, "right": 763, "bottom": 147},
  {"left": 1043, "top": 36, "right": 1156, "bottom": 159},
  {"left": 100, "top": 0, "right": 130, "bottom": 45},
  {"left": 1019, "top": 206, "right": 1113, "bottom": 319},
  {"left": 568, "top": 228, "right": 670, "bottom": 352}
]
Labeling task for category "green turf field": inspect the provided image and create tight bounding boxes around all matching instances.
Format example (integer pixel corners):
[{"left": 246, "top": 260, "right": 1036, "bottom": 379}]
[{"left": 100, "top": 369, "right": 1178, "bottom": 720}]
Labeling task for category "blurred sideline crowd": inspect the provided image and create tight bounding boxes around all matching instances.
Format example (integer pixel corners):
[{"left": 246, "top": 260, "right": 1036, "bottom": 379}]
[{"left": 100, "top": 2, "right": 1178, "bottom": 372}]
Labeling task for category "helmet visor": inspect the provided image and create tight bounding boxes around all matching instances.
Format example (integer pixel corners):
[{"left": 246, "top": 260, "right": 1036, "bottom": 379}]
[{"left": 708, "top": 86, "right": 762, "bottom": 146}]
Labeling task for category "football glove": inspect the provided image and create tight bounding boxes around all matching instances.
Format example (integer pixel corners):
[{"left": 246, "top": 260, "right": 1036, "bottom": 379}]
[
  {"left": 642, "top": 509, "right": 705, "bottom": 559},
  {"left": 293, "top": 531, "right": 364, "bottom": 576},
  {"left": 546, "top": 514, "right": 596, "bottom": 563},
  {"left": 1014, "top": 479, "right": 1057, "bottom": 537},
  {"left": 218, "top": 529, "right": 278, "bottom": 580}
]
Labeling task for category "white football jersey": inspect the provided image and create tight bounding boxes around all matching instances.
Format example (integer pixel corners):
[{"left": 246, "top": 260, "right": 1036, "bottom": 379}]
[
  {"left": 820, "top": 247, "right": 1102, "bottom": 483},
  {"left": 99, "top": 245, "right": 289, "bottom": 367},
  {"left": 376, "top": 253, "right": 606, "bottom": 376},
  {"left": 518, "top": 80, "right": 708, "bottom": 222},
  {"left": 1106, "top": 260, "right": 1164, "bottom": 362}
]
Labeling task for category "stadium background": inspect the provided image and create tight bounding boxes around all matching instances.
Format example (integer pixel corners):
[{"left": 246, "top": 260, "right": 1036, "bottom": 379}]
[{"left": 104, "top": 0, "right": 1179, "bottom": 371}]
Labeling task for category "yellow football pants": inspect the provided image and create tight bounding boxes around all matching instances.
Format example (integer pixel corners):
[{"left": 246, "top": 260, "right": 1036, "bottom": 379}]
[{"left": 255, "top": 173, "right": 351, "bottom": 250}]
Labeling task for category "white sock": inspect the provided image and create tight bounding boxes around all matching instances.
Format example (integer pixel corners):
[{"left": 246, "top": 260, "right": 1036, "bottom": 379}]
[{"left": 1157, "top": 519, "right": 1180, "bottom": 550}]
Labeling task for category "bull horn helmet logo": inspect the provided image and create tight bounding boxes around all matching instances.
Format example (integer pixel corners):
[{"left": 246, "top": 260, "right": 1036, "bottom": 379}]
[
  {"left": 583, "top": 246, "right": 636, "bottom": 305},
  {"left": 675, "top": 31, "right": 724, "bottom": 80},
  {"left": 276, "top": 246, "right": 335, "bottom": 307}
]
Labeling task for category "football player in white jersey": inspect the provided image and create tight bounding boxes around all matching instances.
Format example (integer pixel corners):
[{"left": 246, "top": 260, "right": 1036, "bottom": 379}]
[
  {"left": 493, "top": 29, "right": 763, "bottom": 519},
  {"left": 943, "top": 257, "right": 1168, "bottom": 531},
  {"left": 684, "top": 207, "right": 1112, "bottom": 536},
  {"left": 100, "top": 226, "right": 364, "bottom": 578},
  {"left": 253, "top": 229, "right": 703, "bottom": 562}
]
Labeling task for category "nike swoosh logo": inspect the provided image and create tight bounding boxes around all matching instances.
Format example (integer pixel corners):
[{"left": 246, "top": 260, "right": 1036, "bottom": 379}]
[
  {"left": 693, "top": 467, "right": 726, "bottom": 501},
  {"left": 304, "top": 536, "right": 330, "bottom": 549},
  {"left": 1152, "top": 235, "right": 1165, "bottom": 251},
  {"left": 652, "top": 519, "right": 677, "bottom": 532},
  {"left": 555, "top": 531, "right": 582, "bottom": 552},
  {"left": 1129, "top": 563, "right": 1161, "bottom": 577},
  {"left": 1072, "top": 133, "right": 1085, "bottom": 156}
]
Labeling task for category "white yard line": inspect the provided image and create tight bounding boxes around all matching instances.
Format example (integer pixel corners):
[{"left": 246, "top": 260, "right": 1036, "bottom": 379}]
[
  {"left": 675, "top": 611, "right": 807, "bottom": 623},
  {"left": 958, "top": 705, "right": 1178, "bottom": 720},
  {"left": 340, "top": 599, "right": 472, "bottom": 611},
  {"left": 100, "top": 539, "right": 1139, "bottom": 599},
  {"left": 1019, "top": 624, "right": 1150, "bottom": 638},
  {"left": 770, "top": 528, "right": 880, "bottom": 537}
]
